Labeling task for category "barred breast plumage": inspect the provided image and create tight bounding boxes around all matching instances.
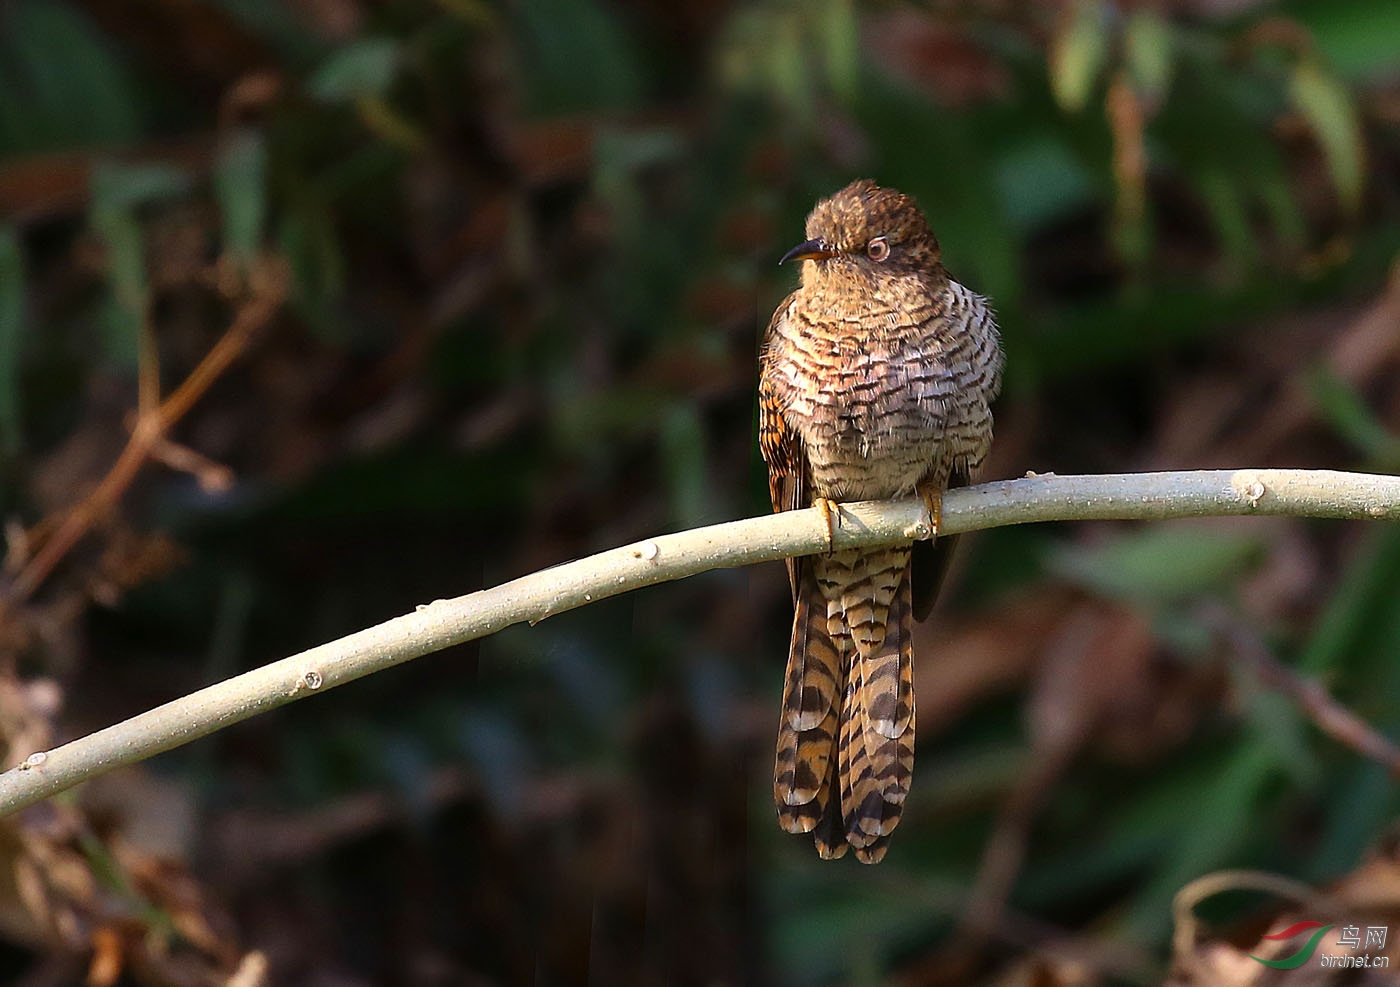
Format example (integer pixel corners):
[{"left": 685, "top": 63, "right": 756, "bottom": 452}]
[{"left": 759, "top": 180, "right": 1003, "bottom": 862}]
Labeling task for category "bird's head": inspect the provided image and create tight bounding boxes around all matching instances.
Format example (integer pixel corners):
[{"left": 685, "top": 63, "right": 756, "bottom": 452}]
[{"left": 780, "top": 180, "right": 944, "bottom": 283}]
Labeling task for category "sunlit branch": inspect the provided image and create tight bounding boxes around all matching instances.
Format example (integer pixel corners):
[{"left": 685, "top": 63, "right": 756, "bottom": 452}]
[{"left": 0, "top": 468, "right": 1397, "bottom": 817}]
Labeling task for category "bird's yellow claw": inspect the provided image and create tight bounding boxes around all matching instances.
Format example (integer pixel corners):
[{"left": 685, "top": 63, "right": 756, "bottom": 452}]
[
  {"left": 813, "top": 497, "right": 839, "bottom": 552},
  {"left": 916, "top": 481, "right": 943, "bottom": 540}
]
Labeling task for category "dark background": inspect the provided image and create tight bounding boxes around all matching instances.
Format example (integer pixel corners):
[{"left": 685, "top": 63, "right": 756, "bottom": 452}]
[{"left": 1, "top": 1, "right": 1399, "bottom": 984}]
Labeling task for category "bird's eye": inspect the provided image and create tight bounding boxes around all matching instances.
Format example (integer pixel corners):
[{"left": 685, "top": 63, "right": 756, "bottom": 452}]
[{"left": 866, "top": 236, "right": 890, "bottom": 262}]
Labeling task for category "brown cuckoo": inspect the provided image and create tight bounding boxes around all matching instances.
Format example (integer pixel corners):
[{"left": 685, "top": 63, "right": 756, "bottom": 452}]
[{"left": 759, "top": 180, "right": 1003, "bottom": 862}]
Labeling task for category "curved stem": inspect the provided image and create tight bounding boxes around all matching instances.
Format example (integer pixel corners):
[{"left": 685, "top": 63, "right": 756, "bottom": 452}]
[{"left": 1, "top": 467, "right": 1397, "bottom": 817}]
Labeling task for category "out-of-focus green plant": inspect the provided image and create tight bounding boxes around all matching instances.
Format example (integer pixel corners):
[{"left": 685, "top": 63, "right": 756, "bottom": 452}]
[{"left": 1, "top": 0, "right": 1398, "bottom": 983}]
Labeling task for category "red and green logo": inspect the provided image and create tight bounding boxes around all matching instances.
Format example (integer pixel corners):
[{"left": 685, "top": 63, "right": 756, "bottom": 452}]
[{"left": 1249, "top": 921, "right": 1334, "bottom": 969}]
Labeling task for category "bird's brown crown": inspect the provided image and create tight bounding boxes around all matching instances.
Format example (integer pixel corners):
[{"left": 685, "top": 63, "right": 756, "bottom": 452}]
[{"left": 804, "top": 179, "right": 943, "bottom": 273}]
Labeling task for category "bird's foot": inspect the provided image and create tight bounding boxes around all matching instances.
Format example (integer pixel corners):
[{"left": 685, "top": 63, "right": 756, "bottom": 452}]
[
  {"left": 813, "top": 497, "right": 839, "bottom": 552},
  {"left": 915, "top": 482, "right": 943, "bottom": 540}
]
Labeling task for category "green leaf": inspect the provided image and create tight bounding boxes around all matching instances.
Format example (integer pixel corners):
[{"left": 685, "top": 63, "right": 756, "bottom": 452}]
[
  {"left": 1287, "top": 0, "right": 1400, "bottom": 82},
  {"left": 1309, "top": 761, "right": 1400, "bottom": 880},
  {"left": 1256, "top": 172, "right": 1307, "bottom": 253},
  {"left": 307, "top": 37, "right": 402, "bottom": 103},
  {"left": 769, "top": 882, "right": 949, "bottom": 986},
  {"left": 207, "top": 0, "right": 325, "bottom": 66},
  {"left": 515, "top": 0, "right": 641, "bottom": 113},
  {"left": 993, "top": 134, "right": 1099, "bottom": 234},
  {"left": 1303, "top": 551, "right": 1400, "bottom": 876},
  {"left": 1243, "top": 688, "right": 1316, "bottom": 787},
  {"left": 214, "top": 129, "right": 269, "bottom": 265},
  {"left": 1290, "top": 58, "right": 1365, "bottom": 215},
  {"left": 0, "top": 226, "right": 24, "bottom": 455},
  {"left": 1020, "top": 755, "right": 1222, "bottom": 907},
  {"left": 435, "top": 0, "right": 498, "bottom": 27},
  {"left": 89, "top": 160, "right": 192, "bottom": 210},
  {"left": 1197, "top": 168, "right": 1256, "bottom": 273},
  {"left": 769, "top": 14, "right": 810, "bottom": 121},
  {"left": 659, "top": 403, "right": 709, "bottom": 528},
  {"left": 1296, "top": 527, "right": 1400, "bottom": 676},
  {"left": 817, "top": 0, "right": 859, "bottom": 104},
  {"left": 1125, "top": 9, "right": 1174, "bottom": 103},
  {"left": 88, "top": 161, "right": 190, "bottom": 367},
  {"left": 1308, "top": 365, "right": 1400, "bottom": 468},
  {"left": 1050, "top": 0, "right": 1109, "bottom": 113},
  {"left": 97, "top": 294, "right": 142, "bottom": 368},
  {"left": 1126, "top": 739, "right": 1279, "bottom": 940},
  {"left": 278, "top": 201, "right": 346, "bottom": 335},
  {"left": 1152, "top": 56, "right": 1303, "bottom": 267},
  {"left": 1048, "top": 526, "right": 1263, "bottom": 603},
  {"left": 0, "top": 0, "right": 140, "bottom": 153}
]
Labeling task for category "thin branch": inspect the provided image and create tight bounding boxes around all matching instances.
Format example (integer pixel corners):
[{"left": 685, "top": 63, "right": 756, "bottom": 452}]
[
  {"left": 3, "top": 260, "right": 285, "bottom": 603},
  {"left": 0, "top": 467, "right": 1397, "bottom": 816},
  {"left": 1171, "top": 868, "right": 1340, "bottom": 968},
  {"left": 1197, "top": 600, "right": 1400, "bottom": 774}
]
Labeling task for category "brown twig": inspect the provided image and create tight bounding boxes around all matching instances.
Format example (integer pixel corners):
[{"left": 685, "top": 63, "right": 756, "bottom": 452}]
[
  {"left": 145, "top": 436, "right": 237, "bottom": 494},
  {"left": 1197, "top": 600, "right": 1400, "bottom": 775},
  {"left": 4, "top": 258, "right": 285, "bottom": 603},
  {"left": 1171, "top": 868, "right": 1338, "bottom": 971},
  {"left": 960, "top": 738, "right": 1078, "bottom": 936}
]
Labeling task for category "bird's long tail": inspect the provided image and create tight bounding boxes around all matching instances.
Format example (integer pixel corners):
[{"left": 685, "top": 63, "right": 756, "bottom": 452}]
[
  {"left": 774, "top": 565, "right": 847, "bottom": 856},
  {"left": 774, "top": 548, "right": 916, "bottom": 863}
]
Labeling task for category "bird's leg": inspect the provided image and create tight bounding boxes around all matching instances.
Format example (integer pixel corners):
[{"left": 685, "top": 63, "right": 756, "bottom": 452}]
[
  {"left": 915, "top": 480, "right": 943, "bottom": 540},
  {"left": 812, "top": 497, "right": 839, "bottom": 552}
]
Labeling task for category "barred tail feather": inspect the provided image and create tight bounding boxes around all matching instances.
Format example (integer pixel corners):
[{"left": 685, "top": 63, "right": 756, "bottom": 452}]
[
  {"left": 837, "top": 557, "right": 917, "bottom": 863},
  {"left": 812, "top": 768, "right": 849, "bottom": 859},
  {"left": 777, "top": 550, "right": 918, "bottom": 862},
  {"left": 774, "top": 569, "right": 845, "bottom": 835}
]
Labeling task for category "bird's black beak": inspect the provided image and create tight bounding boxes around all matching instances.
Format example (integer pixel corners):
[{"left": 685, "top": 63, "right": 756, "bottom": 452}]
[{"left": 779, "top": 238, "right": 836, "bottom": 266}]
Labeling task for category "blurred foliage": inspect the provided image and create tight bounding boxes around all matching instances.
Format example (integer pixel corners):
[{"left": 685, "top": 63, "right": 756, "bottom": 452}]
[{"left": 0, "top": 0, "right": 1398, "bottom": 985}]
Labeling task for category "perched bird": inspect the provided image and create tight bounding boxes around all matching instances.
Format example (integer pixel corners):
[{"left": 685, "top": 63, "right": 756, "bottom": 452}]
[{"left": 759, "top": 180, "right": 1003, "bottom": 862}]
